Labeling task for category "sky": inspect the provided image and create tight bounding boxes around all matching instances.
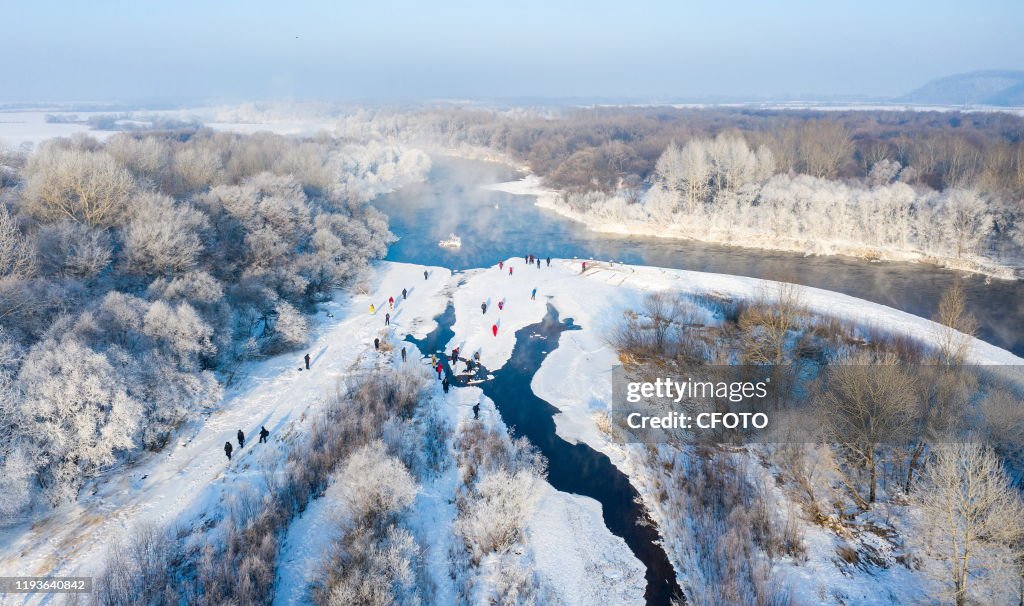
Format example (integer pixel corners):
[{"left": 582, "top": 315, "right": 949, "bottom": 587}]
[{"left": 2, "top": 0, "right": 1022, "bottom": 104}]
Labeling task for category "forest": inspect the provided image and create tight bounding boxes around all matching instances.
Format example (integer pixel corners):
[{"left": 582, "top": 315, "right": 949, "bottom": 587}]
[
  {"left": 342, "top": 106, "right": 1024, "bottom": 274},
  {"left": 0, "top": 129, "right": 429, "bottom": 517}
]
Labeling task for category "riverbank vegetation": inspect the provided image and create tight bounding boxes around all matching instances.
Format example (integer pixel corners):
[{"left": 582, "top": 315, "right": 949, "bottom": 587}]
[
  {"left": 613, "top": 283, "right": 1024, "bottom": 604},
  {"left": 0, "top": 131, "right": 429, "bottom": 518},
  {"left": 344, "top": 106, "right": 1024, "bottom": 276},
  {"left": 83, "top": 359, "right": 549, "bottom": 606}
]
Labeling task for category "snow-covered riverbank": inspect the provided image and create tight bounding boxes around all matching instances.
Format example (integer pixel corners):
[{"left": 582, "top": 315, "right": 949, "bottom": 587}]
[
  {"left": 0, "top": 260, "right": 646, "bottom": 606},
  {"left": 485, "top": 177, "right": 1022, "bottom": 281},
  {"left": 2, "top": 257, "right": 1019, "bottom": 604},
  {"left": 447, "top": 255, "right": 1021, "bottom": 448},
  {"left": 445, "top": 256, "right": 1022, "bottom": 604}
]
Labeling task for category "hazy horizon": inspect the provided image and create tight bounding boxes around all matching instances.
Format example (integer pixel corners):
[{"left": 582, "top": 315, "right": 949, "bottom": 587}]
[{"left": 3, "top": 0, "right": 1023, "bottom": 104}]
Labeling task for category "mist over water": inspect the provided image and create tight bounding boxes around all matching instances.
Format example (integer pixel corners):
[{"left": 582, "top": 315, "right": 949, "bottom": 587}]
[{"left": 373, "top": 156, "right": 1024, "bottom": 356}]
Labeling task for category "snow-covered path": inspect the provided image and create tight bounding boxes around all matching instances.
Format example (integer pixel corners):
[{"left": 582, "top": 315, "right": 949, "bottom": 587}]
[{"left": 0, "top": 262, "right": 453, "bottom": 599}]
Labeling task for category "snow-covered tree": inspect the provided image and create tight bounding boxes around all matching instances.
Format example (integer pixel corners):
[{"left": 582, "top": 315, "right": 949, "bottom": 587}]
[
  {"left": 122, "top": 193, "right": 208, "bottom": 275},
  {"left": 938, "top": 189, "right": 994, "bottom": 259},
  {"left": 16, "top": 338, "right": 140, "bottom": 504},
  {"left": 22, "top": 145, "right": 136, "bottom": 226},
  {"left": 33, "top": 220, "right": 112, "bottom": 279},
  {"left": 0, "top": 206, "right": 34, "bottom": 279},
  {"left": 912, "top": 443, "right": 1024, "bottom": 606}
]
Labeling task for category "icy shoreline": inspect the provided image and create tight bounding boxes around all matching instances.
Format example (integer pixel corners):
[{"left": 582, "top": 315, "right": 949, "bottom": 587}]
[{"left": 484, "top": 176, "right": 1021, "bottom": 281}]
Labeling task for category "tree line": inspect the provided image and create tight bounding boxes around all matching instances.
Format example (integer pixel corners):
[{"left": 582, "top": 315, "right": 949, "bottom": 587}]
[{"left": 0, "top": 130, "right": 428, "bottom": 517}]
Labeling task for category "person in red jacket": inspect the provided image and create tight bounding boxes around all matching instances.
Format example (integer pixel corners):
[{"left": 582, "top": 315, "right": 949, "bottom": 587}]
[
  {"left": 499, "top": 260, "right": 504, "bottom": 270},
  {"left": 388, "top": 296, "right": 394, "bottom": 310},
  {"left": 492, "top": 324, "right": 498, "bottom": 337},
  {"left": 436, "top": 362, "right": 443, "bottom": 379},
  {"left": 509, "top": 266, "right": 513, "bottom": 276}
]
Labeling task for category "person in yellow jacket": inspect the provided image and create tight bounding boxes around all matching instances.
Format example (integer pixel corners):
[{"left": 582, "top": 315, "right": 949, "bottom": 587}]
[{"left": 369, "top": 303, "right": 376, "bottom": 314}]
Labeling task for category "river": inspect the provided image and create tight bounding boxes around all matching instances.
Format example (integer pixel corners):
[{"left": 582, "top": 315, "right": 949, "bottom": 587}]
[
  {"left": 377, "top": 155, "right": 1024, "bottom": 605},
  {"left": 374, "top": 155, "right": 1024, "bottom": 356}
]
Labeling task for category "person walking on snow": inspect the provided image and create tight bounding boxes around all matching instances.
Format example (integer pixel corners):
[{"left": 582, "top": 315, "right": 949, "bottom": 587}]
[
  {"left": 536, "top": 258, "right": 540, "bottom": 268},
  {"left": 374, "top": 337, "right": 380, "bottom": 350},
  {"left": 582, "top": 261, "right": 587, "bottom": 272},
  {"left": 304, "top": 353, "right": 310, "bottom": 370},
  {"left": 499, "top": 260, "right": 504, "bottom": 270},
  {"left": 452, "top": 347, "right": 459, "bottom": 363},
  {"left": 436, "top": 362, "right": 443, "bottom": 379},
  {"left": 424, "top": 270, "right": 429, "bottom": 280},
  {"left": 369, "top": 303, "right": 375, "bottom": 314},
  {"left": 401, "top": 347, "right": 407, "bottom": 362},
  {"left": 509, "top": 266, "right": 513, "bottom": 276},
  {"left": 259, "top": 426, "right": 270, "bottom": 443},
  {"left": 389, "top": 296, "right": 394, "bottom": 310},
  {"left": 224, "top": 442, "right": 233, "bottom": 461},
  {"left": 498, "top": 301, "right": 504, "bottom": 311},
  {"left": 481, "top": 301, "right": 487, "bottom": 314},
  {"left": 431, "top": 353, "right": 438, "bottom": 367},
  {"left": 492, "top": 324, "right": 498, "bottom": 337},
  {"left": 237, "top": 429, "right": 245, "bottom": 448},
  {"left": 402, "top": 288, "right": 407, "bottom": 300},
  {"left": 385, "top": 312, "right": 390, "bottom": 326},
  {"left": 546, "top": 257, "right": 551, "bottom": 267},
  {"left": 531, "top": 288, "right": 537, "bottom": 300},
  {"left": 473, "top": 402, "right": 480, "bottom": 419},
  {"left": 442, "top": 376, "right": 450, "bottom": 393}
]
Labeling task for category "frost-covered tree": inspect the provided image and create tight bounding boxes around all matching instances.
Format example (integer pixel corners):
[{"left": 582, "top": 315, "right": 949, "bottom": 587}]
[
  {"left": 122, "top": 193, "right": 208, "bottom": 275},
  {"left": 0, "top": 208, "right": 36, "bottom": 326},
  {"left": 817, "top": 352, "right": 919, "bottom": 506},
  {"left": 655, "top": 140, "right": 710, "bottom": 214},
  {"left": 0, "top": 206, "right": 34, "bottom": 279},
  {"left": 263, "top": 300, "right": 308, "bottom": 354},
  {"left": 939, "top": 189, "right": 994, "bottom": 259},
  {"left": 455, "top": 469, "right": 539, "bottom": 564},
  {"left": 33, "top": 220, "right": 112, "bottom": 279},
  {"left": 171, "top": 146, "right": 222, "bottom": 193},
  {"left": 22, "top": 145, "right": 136, "bottom": 226},
  {"left": 0, "top": 129, "right": 402, "bottom": 511},
  {"left": 105, "top": 134, "right": 172, "bottom": 187},
  {"left": 0, "top": 447, "right": 33, "bottom": 519},
  {"left": 912, "top": 443, "right": 1024, "bottom": 606},
  {"left": 313, "top": 441, "right": 421, "bottom": 606},
  {"left": 16, "top": 338, "right": 140, "bottom": 504}
]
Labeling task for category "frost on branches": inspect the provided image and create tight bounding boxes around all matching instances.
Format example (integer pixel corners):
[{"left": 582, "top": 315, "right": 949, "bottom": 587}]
[
  {"left": 545, "top": 134, "right": 1022, "bottom": 277},
  {"left": 0, "top": 130, "right": 421, "bottom": 517}
]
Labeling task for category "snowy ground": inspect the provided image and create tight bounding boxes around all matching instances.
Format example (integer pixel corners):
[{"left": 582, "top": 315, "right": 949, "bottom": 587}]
[
  {"left": 0, "top": 107, "right": 337, "bottom": 149},
  {"left": 0, "top": 111, "right": 118, "bottom": 148},
  {"left": 444, "top": 256, "right": 1022, "bottom": 604},
  {"left": 446, "top": 256, "right": 1022, "bottom": 450},
  {"left": 0, "top": 263, "right": 450, "bottom": 601},
  {"left": 1, "top": 257, "right": 1018, "bottom": 605},
  {"left": 0, "top": 260, "right": 648, "bottom": 606}
]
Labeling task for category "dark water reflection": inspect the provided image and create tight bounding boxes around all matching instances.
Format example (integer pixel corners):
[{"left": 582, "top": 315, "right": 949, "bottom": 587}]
[
  {"left": 407, "top": 302, "right": 682, "bottom": 605},
  {"left": 375, "top": 156, "right": 1024, "bottom": 356}
]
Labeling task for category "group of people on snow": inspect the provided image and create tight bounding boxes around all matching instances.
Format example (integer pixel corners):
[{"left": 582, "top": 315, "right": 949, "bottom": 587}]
[{"left": 225, "top": 425, "right": 270, "bottom": 461}]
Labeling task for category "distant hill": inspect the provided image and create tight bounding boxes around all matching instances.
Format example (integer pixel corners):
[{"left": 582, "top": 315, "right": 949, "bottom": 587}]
[{"left": 902, "top": 70, "right": 1024, "bottom": 106}]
